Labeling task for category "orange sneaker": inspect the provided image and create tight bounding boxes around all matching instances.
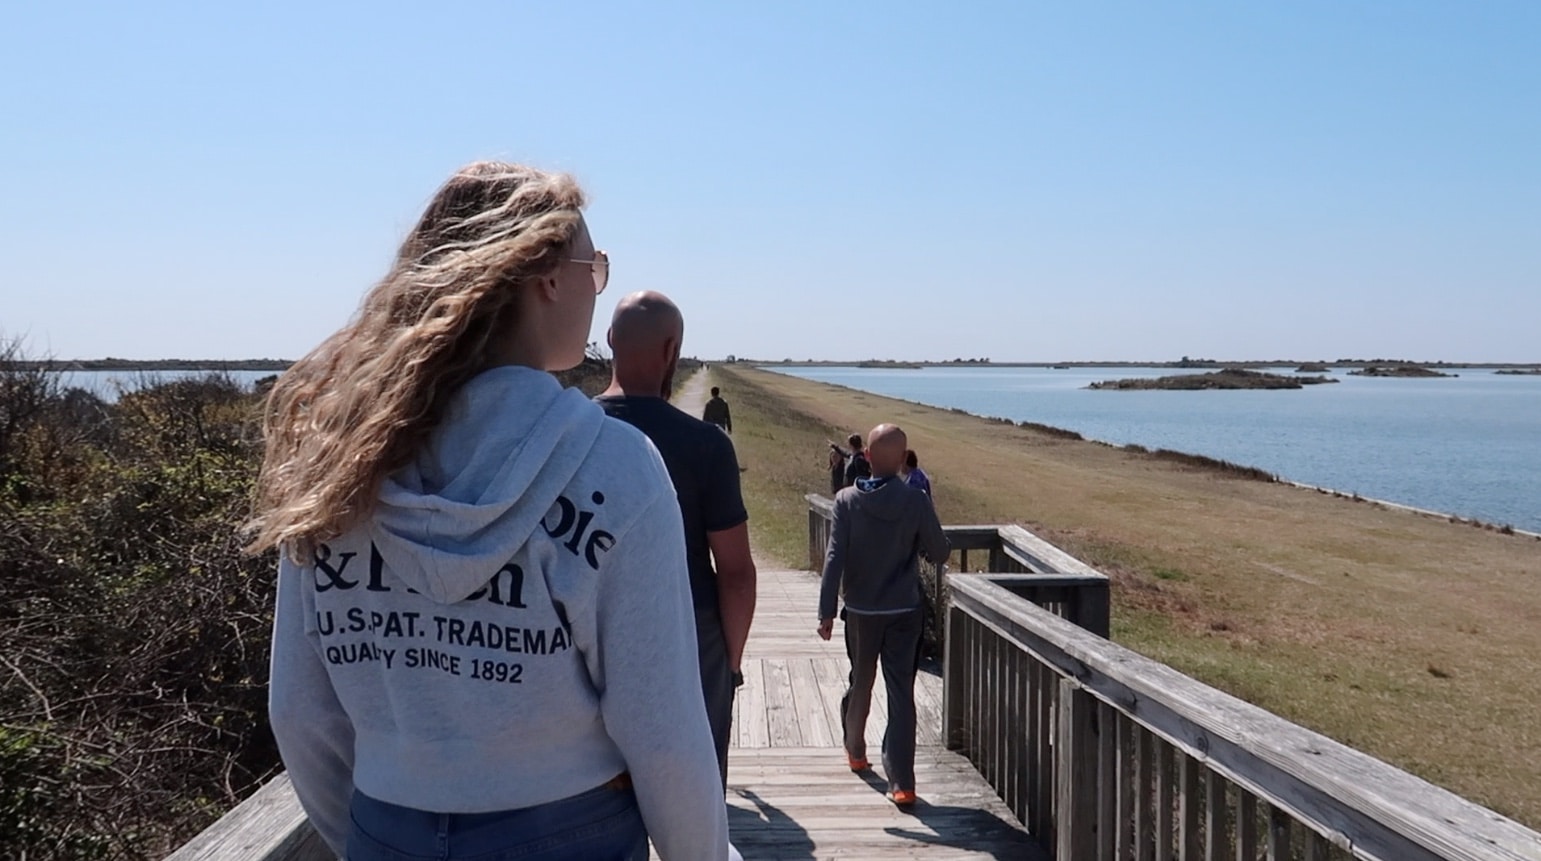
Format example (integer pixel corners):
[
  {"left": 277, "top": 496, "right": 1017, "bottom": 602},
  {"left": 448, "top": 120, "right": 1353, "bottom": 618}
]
[
  {"left": 889, "top": 789, "right": 918, "bottom": 808},
  {"left": 846, "top": 754, "right": 870, "bottom": 772}
]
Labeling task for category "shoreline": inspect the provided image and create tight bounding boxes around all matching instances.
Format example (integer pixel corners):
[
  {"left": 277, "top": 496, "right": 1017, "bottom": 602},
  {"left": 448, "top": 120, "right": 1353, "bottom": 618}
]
[
  {"left": 757, "top": 367, "right": 1540, "bottom": 539},
  {"left": 738, "top": 360, "right": 1541, "bottom": 370},
  {"left": 10, "top": 358, "right": 1541, "bottom": 372},
  {"left": 8, "top": 359, "right": 292, "bottom": 372},
  {"left": 1276, "top": 477, "right": 1541, "bottom": 541}
]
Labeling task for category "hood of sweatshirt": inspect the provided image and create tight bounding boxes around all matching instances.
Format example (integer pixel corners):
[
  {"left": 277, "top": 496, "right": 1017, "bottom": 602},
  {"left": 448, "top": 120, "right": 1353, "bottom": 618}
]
[
  {"left": 853, "top": 475, "right": 911, "bottom": 521},
  {"left": 368, "top": 366, "right": 606, "bottom": 604}
]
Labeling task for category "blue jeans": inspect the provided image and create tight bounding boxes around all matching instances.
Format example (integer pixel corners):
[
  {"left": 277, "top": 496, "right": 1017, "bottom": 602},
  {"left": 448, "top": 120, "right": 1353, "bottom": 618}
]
[{"left": 347, "top": 781, "right": 648, "bottom": 861}]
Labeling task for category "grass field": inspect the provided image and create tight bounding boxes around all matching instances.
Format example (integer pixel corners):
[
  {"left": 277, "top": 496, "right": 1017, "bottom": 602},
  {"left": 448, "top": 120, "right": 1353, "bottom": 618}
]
[{"left": 709, "top": 364, "right": 1541, "bottom": 828}]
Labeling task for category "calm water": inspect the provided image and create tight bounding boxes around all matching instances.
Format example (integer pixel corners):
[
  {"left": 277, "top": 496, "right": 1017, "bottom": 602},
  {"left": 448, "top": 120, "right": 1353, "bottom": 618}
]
[
  {"left": 53, "top": 369, "right": 279, "bottom": 402},
  {"left": 767, "top": 366, "right": 1541, "bottom": 533}
]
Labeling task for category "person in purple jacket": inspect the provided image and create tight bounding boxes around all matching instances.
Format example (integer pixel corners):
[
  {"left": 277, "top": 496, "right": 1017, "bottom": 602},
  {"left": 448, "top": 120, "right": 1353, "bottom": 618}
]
[{"left": 901, "top": 449, "right": 932, "bottom": 498}]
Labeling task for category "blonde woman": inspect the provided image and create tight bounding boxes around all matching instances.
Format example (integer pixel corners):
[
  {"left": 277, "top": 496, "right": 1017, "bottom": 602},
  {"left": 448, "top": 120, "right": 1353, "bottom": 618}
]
[{"left": 250, "top": 162, "right": 728, "bottom": 860}]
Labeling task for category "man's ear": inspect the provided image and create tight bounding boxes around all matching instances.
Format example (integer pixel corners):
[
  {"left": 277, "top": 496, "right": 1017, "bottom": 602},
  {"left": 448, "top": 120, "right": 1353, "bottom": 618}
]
[
  {"left": 662, "top": 335, "right": 680, "bottom": 365},
  {"left": 606, "top": 327, "right": 615, "bottom": 349}
]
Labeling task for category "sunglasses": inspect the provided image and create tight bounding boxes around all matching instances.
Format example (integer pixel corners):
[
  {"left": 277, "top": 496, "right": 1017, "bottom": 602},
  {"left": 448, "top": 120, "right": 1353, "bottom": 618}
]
[{"left": 566, "top": 250, "right": 610, "bottom": 295}]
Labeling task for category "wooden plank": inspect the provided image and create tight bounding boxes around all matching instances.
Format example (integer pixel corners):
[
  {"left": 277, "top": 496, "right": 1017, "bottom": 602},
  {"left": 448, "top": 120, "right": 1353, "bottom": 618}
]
[
  {"left": 165, "top": 773, "right": 331, "bottom": 861},
  {"left": 1206, "top": 771, "right": 1227, "bottom": 861},
  {"left": 1099, "top": 700, "right": 1118, "bottom": 860},
  {"left": 945, "top": 607, "right": 970, "bottom": 752},
  {"left": 1056, "top": 678, "right": 1098, "bottom": 861},
  {"left": 817, "top": 506, "right": 828, "bottom": 569},
  {"left": 940, "top": 525, "right": 1003, "bottom": 551},
  {"left": 1307, "top": 828, "right": 1331, "bottom": 861},
  {"left": 811, "top": 657, "right": 849, "bottom": 753},
  {"left": 1156, "top": 739, "right": 1175, "bottom": 861},
  {"left": 1268, "top": 804, "right": 1293, "bottom": 860},
  {"left": 1008, "top": 644, "right": 1025, "bottom": 827},
  {"left": 1136, "top": 726, "right": 1154, "bottom": 861},
  {"left": 738, "top": 658, "right": 770, "bottom": 749},
  {"left": 915, "top": 667, "right": 945, "bottom": 748},
  {"left": 1071, "top": 579, "right": 1112, "bottom": 638},
  {"left": 761, "top": 658, "right": 802, "bottom": 748},
  {"left": 967, "top": 609, "right": 981, "bottom": 760},
  {"left": 1117, "top": 713, "right": 1135, "bottom": 860},
  {"left": 983, "top": 628, "right": 999, "bottom": 793},
  {"left": 995, "top": 524, "right": 1107, "bottom": 577},
  {"left": 1237, "top": 791, "right": 1257, "bottom": 861},
  {"left": 788, "top": 658, "right": 836, "bottom": 748},
  {"left": 1182, "top": 753, "right": 1203, "bottom": 861},
  {"left": 1024, "top": 655, "right": 1042, "bottom": 836},
  {"left": 711, "top": 745, "right": 1048, "bottom": 861},
  {"left": 1038, "top": 662, "right": 1055, "bottom": 849}
]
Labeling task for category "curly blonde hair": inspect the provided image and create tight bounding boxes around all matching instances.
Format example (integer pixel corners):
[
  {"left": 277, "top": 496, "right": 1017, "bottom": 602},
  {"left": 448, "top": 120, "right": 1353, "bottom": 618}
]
[{"left": 247, "top": 162, "right": 586, "bottom": 558}]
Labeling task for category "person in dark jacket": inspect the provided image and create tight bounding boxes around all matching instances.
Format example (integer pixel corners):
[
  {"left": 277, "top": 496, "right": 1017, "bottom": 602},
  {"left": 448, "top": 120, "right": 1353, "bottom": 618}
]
[
  {"left": 826, "top": 433, "right": 869, "bottom": 493},
  {"left": 842, "top": 433, "right": 871, "bottom": 488},
  {"left": 701, "top": 387, "right": 732, "bottom": 433},
  {"left": 816, "top": 424, "right": 949, "bottom": 808}
]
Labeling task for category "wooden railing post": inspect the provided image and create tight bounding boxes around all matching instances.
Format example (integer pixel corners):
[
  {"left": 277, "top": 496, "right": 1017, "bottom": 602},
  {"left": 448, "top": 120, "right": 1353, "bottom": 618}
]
[
  {"left": 805, "top": 494, "right": 835, "bottom": 573},
  {"left": 1070, "top": 579, "right": 1111, "bottom": 638},
  {"left": 943, "top": 601, "right": 969, "bottom": 750},
  {"left": 933, "top": 560, "right": 947, "bottom": 659},
  {"left": 988, "top": 539, "right": 1007, "bottom": 573},
  {"left": 1056, "top": 678, "right": 1099, "bottom": 860},
  {"left": 808, "top": 506, "right": 820, "bottom": 571}
]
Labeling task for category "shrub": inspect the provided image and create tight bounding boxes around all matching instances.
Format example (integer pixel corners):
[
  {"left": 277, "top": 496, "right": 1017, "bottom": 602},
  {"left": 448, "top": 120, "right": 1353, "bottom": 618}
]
[
  {"left": 0, "top": 346, "right": 618, "bottom": 856},
  {"left": 1, "top": 352, "right": 277, "bottom": 857}
]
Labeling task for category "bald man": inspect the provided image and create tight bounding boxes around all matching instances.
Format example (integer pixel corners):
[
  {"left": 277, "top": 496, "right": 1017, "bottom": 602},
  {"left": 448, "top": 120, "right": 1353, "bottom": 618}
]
[
  {"left": 817, "top": 424, "right": 949, "bottom": 808},
  {"left": 594, "top": 291, "right": 757, "bottom": 790}
]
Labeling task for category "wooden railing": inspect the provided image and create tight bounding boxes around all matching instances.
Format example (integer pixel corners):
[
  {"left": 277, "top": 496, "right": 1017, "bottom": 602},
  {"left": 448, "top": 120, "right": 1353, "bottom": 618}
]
[
  {"left": 163, "top": 772, "right": 327, "bottom": 860},
  {"left": 945, "top": 573, "right": 1541, "bottom": 860}
]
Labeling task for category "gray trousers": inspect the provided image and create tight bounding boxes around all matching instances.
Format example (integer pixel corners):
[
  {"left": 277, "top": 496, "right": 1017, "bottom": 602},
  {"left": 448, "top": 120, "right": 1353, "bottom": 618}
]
[
  {"left": 840, "top": 607, "right": 924, "bottom": 792},
  {"left": 695, "top": 606, "right": 735, "bottom": 790}
]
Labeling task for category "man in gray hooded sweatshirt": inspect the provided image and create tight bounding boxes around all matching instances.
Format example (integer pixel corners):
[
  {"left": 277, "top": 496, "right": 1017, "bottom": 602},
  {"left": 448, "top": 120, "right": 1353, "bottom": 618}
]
[{"left": 817, "top": 423, "right": 949, "bottom": 807}]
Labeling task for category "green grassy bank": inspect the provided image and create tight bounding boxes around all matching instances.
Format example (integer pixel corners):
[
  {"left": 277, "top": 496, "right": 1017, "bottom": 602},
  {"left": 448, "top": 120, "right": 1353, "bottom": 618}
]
[{"left": 711, "top": 364, "right": 1541, "bottom": 828}]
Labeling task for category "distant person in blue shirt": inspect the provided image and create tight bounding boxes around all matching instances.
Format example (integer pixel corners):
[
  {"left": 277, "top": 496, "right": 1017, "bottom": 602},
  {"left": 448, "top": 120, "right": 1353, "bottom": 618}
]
[{"left": 901, "top": 449, "right": 932, "bottom": 497}]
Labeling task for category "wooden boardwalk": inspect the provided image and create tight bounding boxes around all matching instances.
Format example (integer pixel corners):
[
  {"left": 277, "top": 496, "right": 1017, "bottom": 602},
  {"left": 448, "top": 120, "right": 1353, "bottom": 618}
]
[{"left": 693, "top": 566, "right": 1045, "bottom": 860}]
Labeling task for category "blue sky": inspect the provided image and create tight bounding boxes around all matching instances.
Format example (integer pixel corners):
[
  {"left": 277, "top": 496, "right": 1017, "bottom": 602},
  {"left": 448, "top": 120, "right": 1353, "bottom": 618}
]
[{"left": 3, "top": 2, "right": 1537, "bottom": 362}]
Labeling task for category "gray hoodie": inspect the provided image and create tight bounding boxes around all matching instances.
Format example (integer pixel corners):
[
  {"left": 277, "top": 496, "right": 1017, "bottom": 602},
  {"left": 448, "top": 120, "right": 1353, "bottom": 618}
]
[
  {"left": 818, "top": 477, "right": 950, "bottom": 620},
  {"left": 268, "top": 366, "right": 728, "bottom": 859}
]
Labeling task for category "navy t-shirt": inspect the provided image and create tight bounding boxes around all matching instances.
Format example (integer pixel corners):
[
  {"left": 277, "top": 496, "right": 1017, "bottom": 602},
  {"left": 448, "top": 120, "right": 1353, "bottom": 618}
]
[{"left": 594, "top": 395, "right": 749, "bottom": 611}]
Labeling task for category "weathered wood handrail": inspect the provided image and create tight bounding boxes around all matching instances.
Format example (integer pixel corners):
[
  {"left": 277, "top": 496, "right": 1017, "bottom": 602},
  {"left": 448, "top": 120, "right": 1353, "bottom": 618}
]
[
  {"left": 164, "top": 772, "right": 328, "bottom": 860},
  {"left": 945, "top": 573, "right": 1541, "bottom": 860},
  {"left": 806, "top": 493, "right": 1112, "bottom": 643}
]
